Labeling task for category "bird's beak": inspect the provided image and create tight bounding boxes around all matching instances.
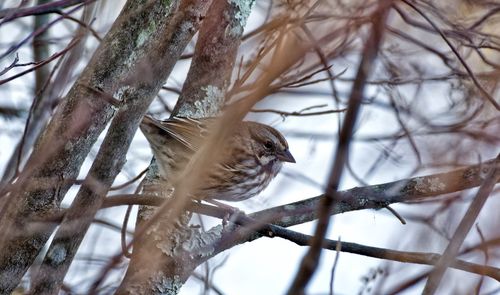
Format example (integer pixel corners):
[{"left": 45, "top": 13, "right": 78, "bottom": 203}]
[{"left": 278, "top": 149, "right": 296, "bottom": 163}]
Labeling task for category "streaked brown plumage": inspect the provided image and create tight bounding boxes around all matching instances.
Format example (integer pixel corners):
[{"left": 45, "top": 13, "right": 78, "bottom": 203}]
[{"left": 140, "top": 116, "right": 295, "bottom": 202}]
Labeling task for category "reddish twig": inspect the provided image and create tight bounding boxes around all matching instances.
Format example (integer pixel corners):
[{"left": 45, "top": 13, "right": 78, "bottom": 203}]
[
  {"left": 0, "top": 3, "right": 85, "bottom": 61},
  {"left": 0, "top": 0, "right": 93, "bottom": 22},
  {"left": 0, "top": 37, "right": 81, "bottom": 86}
]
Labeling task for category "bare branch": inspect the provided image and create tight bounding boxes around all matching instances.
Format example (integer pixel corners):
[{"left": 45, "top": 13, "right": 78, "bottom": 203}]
[
  {"left": 287, "top": 2, "right": 391, "bottom": 293},
  {"left": 423, "top": 155, "right": 500, "bottom": 294},
  {"left": 30, "top": 0, "right": 213, "bottom": 293},
  {"left": 400, "top": 0, "right": 500, "bottom": 111},
  {"left": 0, "top": 0, "right": 92, "bottom": 22}
]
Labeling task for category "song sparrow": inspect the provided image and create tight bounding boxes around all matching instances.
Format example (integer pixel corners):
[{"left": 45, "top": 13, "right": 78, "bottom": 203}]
[{"left": 140, "top": 116, "right": 295, "bottom": 202}]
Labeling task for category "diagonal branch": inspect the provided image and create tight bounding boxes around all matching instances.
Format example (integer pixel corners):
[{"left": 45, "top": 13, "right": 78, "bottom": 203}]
[
  {"left": 0, "top": 0, "right": 92, "bottom": 22},
  {"left": 287, "top": 2, "right": 392, "bottom": 293},
  {"left": 270, "top": 226, "right": 500, "bottom": 281},
  {"left": 99, "top": 157, "right": 499, "bottom": 227},
  {"left": 1, "top": 2, "right": 96, "bottom": 184},
  {"left": 93, "top": 157, "right": 500, "bottom": 283},
  {"left": 206, "top": 208, "right": 500, "bottom": 281},
  {"left": 167, "top": 201, "right": 500, "bottom": 281},
  {"left": 422, "top": 154, "right": 500, "bottom": 294}
]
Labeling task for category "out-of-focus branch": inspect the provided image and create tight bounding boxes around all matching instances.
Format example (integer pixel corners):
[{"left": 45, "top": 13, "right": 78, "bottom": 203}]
[
  {"left": 400, "top": 0, "right": 500, "bottom": 111},
  {"left": 52, "top": 10, "right": 102, "bottom": 41},
  {"left": 0, "top": 0, "right": 92, "bottom": 22},
  {"left": 422, "top": 155, "right": 500, "bottom": 294},
  {"left": 287, "top": 2, "right": 391, "bottom": 293},
  {"left": 32, "top": 0, "right": 51, "bottom": 96},
  {"left": 0, "top": 3, "right": 86, "bottom": 61},
  {"left": 0, "top": 33, "right": 81, "bottom": 86},
  {"left": 192, "top": 272, "right": 225, "bottom": 295},
  {"left": 0, "top": 106, "right": 22, "bottom": 118}
]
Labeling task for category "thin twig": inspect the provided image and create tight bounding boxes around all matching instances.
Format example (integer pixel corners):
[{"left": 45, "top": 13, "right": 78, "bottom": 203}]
[
  {"left": 329, "top": 237, "right": 341, "bottom": 295},
  {"left": 385, "top": 205, "right": 407, "bottom": 225},
  {"left": 109, "top": 168, "right": 147, "bottom": 191},
  {"left": 0, "top": 54, "right": 19, "bottom": 76},
  {"left": 0, "top": 3, "right": 86, "bottom": 61},
  {"left": 400, "top": 0, "right": 500, "bottom": 111},
  {"left": 0, "top": 0, "right": 92, "bottom": 21},
  {"left": 0, "top": 38, "right": 81, "bottom": 86},
  {"left": 251, "top": 105, "right": 346, "bottom": 117}
]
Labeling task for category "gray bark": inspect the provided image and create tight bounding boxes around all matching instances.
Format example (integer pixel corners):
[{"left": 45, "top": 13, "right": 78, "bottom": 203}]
[
  {"left": 0, "top": 0, "right": 193, "bottom": 292},
  {"left": 116, "top": 1, "right": 255, "bottom": 293},
  {"left": 29, "top": 0, "right": 214, "bottom": 293}
]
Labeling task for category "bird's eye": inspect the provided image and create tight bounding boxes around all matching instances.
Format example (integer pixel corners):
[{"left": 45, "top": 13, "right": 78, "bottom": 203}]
[{"left": 264, "top": 140, "right": 273, "bottom": 150}]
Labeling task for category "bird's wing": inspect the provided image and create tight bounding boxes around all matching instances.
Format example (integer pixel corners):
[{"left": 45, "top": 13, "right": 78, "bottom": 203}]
[{"left": 142, "top": 116, "right": 213, "bottom": 151}]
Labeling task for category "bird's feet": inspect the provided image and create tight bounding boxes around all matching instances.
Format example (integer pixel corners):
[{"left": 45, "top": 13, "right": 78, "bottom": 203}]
[{"left": 205, "top": 199, "right": 245, "bottom": 227}]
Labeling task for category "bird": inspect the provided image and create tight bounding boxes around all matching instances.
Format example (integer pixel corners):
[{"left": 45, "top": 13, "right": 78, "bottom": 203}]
[{"left": 140, "top": 115, "right": 295, "bottom": 202}]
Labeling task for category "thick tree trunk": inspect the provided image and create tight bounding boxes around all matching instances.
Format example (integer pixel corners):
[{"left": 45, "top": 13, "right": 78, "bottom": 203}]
[
  {"left": 29, "top": 0, "right": 216, "bottom": 293},
  {"left": 0, "top": 0, "right": 194, "bottom": 292},
  {"left": 116, "top": 1, "right": 255, "bottom": 293}
]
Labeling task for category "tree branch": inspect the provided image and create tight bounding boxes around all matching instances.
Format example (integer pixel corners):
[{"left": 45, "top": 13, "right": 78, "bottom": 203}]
[
  {"left": 287, "top": 2, "right": 391, "bottom": 293},
  {"left": 400, "top": 0, "right": 500, "bottom": 111},
  {"left": 423, "top": 154, "right": 500, "bottom": 294},
  {"left": 30, "top": 0, "right": 213, "bottom": 294},
  {"left": 0, "top": 0, "right": 92, "bottom": 22},
  {"left": 99, "top": 157, "right": 499, "bottom": 222},
  {"left": 0, "top": 0, "right": 200, "bottom": 292},
  {"left": 91, "top": 157, "right": 500, "bottom": 284},
  {"left": 113, "top": 0, "right": 252, "bottom": 293}
]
